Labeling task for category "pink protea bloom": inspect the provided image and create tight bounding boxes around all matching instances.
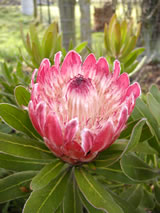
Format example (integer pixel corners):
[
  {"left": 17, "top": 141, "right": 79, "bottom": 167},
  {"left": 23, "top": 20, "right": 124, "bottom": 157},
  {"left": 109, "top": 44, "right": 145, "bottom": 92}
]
[{"left": 28, "top": 51, "right": 140, "bottom": 164}]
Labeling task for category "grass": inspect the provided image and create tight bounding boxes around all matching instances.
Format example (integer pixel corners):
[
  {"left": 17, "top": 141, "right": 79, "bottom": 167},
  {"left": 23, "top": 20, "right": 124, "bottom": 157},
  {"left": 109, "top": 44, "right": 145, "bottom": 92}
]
[{"left": 0, "top": 6, "right": 33, "bottom": 63}]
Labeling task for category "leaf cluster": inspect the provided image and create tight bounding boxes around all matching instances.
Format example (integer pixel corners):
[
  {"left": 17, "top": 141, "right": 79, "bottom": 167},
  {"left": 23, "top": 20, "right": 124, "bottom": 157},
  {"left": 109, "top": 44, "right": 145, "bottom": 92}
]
[
  {"left": 20, "top": 22, "right": 88, "bottom": 69},
  {"left": 104, "top": 14, "right": 146, "bottom": 76}
]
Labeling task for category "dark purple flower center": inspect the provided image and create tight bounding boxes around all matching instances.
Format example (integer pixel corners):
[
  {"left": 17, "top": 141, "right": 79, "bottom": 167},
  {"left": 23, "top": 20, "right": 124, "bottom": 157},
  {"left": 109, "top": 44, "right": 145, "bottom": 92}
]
[{"left": 66, "top": 74, "right": 93, "bottom": 97}]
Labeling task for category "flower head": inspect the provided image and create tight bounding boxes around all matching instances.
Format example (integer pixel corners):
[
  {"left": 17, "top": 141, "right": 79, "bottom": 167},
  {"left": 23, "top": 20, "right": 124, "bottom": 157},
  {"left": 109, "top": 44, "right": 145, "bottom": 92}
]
[{"left": 29, "top": 51, "right": 140, "bottom": 164}]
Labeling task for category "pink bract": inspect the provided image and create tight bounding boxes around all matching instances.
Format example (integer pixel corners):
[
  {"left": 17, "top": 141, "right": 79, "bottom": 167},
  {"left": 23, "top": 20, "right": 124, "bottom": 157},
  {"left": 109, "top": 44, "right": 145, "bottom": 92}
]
[{"left": 28, "top": 51, "right": 141, "bottom": 164}]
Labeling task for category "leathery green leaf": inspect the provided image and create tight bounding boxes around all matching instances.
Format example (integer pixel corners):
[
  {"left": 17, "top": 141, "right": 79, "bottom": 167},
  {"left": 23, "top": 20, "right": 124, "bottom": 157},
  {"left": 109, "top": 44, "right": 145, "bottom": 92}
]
[
  {"left": 95, "top": 166, "right": 138, "bottom": 184},
  {"left": 132, "top": 141, "right": 158, "bottom": 155},
  {"left": 121, "top": 36, "right": 137, "bottom": 58},
  {"left": 147, "top": 92, "right": 160, "bottom": 125},
  {"left": 75, "top": 167, "right": 123, "bottom": 213},
  {"left": 29, "top": 24, "right": 42, "bottom": 58},
  {"left": 126, "top": 118, "right": 146, "bottom": 151},
  {"left": 0, "top": 153, "right": 47, "bottom": 171},
  {"left": 63, "top": 173, "right": 83, "bottom": 213},
  {"left": 0, "top": 171, "right": 37, "bottom": 203},
  {"left": 74, "top": 41, "right": 88, "bottom": 53},
  {"left": 134, "top": 98, "right": 160, "bottom": 142},
  {"left": 31, "top": 160, "right": 65, "bottom": 191},
  {"left": 0, "top": 132, "right": 54, "bottom": 160},
  {"left": 123, "top": 48, "right": 145, "bottom": 68},
  {"left": 120, "top": 153, "right": 160, "bottom": 181},
  {"left": 104, "top": 23, "right": 111, "bottom": 54},
  {"left": 108, "top": 189, "right": 141, "bottom": 213},
  {"left": 140, "top": 189, "right": 155, "bottom": 210},
  {"left": 150, "top": 84, "right": 160, "bottom": 104},
  {"left": 120, "top": 185, "right": 143, "bottom": 208},
  {"left": 79, "top": 190, "right": 104, "bottom": 213},
  {"left": 14, "top": 85, "right": 31, "bottom": 107},
  {"left": 23, "top": 169, "right": 71, "bottom": 213},
  {"left": 0, "top": 103, "right": 41, "bottom": 140},
  {"left": 155, "top": 185, "right": 160, "bottom": 205}
]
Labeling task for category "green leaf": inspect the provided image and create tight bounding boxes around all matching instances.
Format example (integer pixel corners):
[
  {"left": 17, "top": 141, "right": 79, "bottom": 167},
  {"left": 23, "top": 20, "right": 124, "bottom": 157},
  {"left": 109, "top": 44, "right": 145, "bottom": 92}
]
[
  {"left": 155, "top": 185, "right": 160, "bottom": 205},
  {"left": 44, "top": 32, "right": 56, "bottom": 59},
  {"left": 127, "top": 118, "right": 146, "bottom": 151},
  {"left": 108, "top": 14, "right": 117, "bottom": 55},
  {"left": 42, "top": 22, "right": 57, "bottom": 49},
  {"left": 139, "top": 123, "right": 153, "bottom": 142},
  {"left": 125, "top": 61, "right": 139, "bottom": 74},
  {"left": 1, "top": 63, "right": 13, "bottom": 84},
  {"left": 121, "top": 36, "right": 137, "bottom": 58},
  {"left": 120, "top": 153, "right": 160, "bottom": 181},
  {"left": 120, "top": 20, "right": 128, "bottom": 45},
  {"left": 0, "top": 123, "right": 12, "bottom": 133},
  {"left": 132, "top": 141, "right": 158, "bottom": 155},
  {"left": 68, "top": 39, "right": 74, "bottom": 50},
  {"left": 32, "top": 41, "right": 41, "bottom": 66},
  {"left": 150, "top": 84, "right": 160, "bottom": 104},
  {"left": 16, "top": 60, "right": 24, "bottom": 79},
  {"left": 140, "top": 189, "right": 155, "bottom": 210},
  {"left": 14, "top": 86, "right": 31, "bottom": 107},
  {"left": 148, "top": 136, "right": 160, "bottom": 154},
  {"left": 114, "top": 22, "right": 121, "bottom": 56},
  {"left": 123, "top": 48, "right": 145, "bottom": 68},
  {"left": 95, "top": 166, "right": 137, "bottom": 184},
  {"left": 63, "top": 174, "right": 83, "bottom": 213},
  {"left": 147, "top": 92, "right": 160, "bottom": 125},
  {"left": 29, "top": 24, "right": 42, "bottom": 58},
  {"left": 128, "top": 56, "right": 147, "bottom": 77},
  {"left": 74, "top": 41, "right": 88, "bottom": 53},
  {"left": 120, "top": 185, "right": 143, "bottom": 208},
  {"left": 120, "top": 119, "right": 138, "bottom": 139},
  {"left": 54, "top": 34, "right": 63, "bottom": 57},
  {"left": 93, "top": 140, "right": 127, "bottom": 167},
  {"left": 42, "top": 22, "right": 57, "bottom": 59},
  {"left": 0, "top": 171, "right": 37, "bottom": 203},
  {"left": 31, "top": 160, "right": 65, "bottom": 191},
  {"left": 75, "top": 167, "right": 123, "bottom": 213},
  {"left": 134, "top": 98, "right": 160, "bottom": 142},
  {"left": 55, "top": 205, "right": 63, "bottom": 213},
  {"left": 104, "top": 24, "right": 111, "bottom": 54},
  {"left": 0, "top": 132, "right": 54, "bottom": 160},
  {"left": 79, "top": 190, "right": 104, "bottom": 213},
  {"left": 0, "top": 103, "right": 41, "bottom": 140},
  {"left": 23, "top": 170, "right": 70, "bottom": 213},
  {"left": 108, "top": 189, "right": 141, "bottom": 213},
  {"left": 0, "top": 153, "right": 47, "bottom": 171}
]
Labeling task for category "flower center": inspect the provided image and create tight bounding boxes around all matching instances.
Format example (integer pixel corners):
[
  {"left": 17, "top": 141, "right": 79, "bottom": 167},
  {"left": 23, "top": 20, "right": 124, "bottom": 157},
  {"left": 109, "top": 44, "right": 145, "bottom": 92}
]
[
  {"left": 65, "top": 74, "right": 98, "bottom": 126},
  {"left": 67, "top": 74, "right": 92, "bottom": 95}
]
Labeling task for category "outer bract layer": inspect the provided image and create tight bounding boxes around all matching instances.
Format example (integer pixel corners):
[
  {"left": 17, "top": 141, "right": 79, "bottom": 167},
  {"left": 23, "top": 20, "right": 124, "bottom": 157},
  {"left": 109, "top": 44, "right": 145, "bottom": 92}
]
[{"left": 29, "top": 51, "right": 140, "bottom": 164}]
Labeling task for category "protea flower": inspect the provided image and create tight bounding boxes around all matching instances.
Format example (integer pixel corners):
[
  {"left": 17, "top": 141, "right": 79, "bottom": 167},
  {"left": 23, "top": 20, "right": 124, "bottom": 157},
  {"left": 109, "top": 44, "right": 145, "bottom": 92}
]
[{"left": 29, "top": 51, "right": 140, "bottom": 164}]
